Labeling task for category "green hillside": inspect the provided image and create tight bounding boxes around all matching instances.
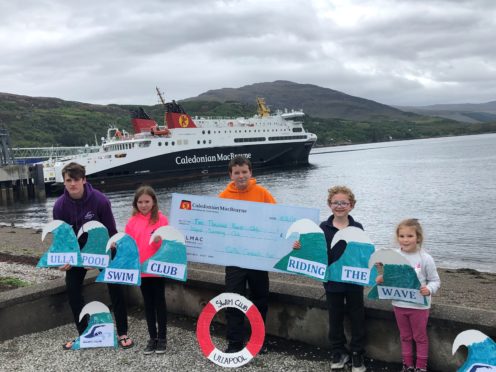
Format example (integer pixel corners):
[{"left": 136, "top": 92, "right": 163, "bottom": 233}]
[{"left": 1, "top": 88, "right": 496, "bottom": 148}]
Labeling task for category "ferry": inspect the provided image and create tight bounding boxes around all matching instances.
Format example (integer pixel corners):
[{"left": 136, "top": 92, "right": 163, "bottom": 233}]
[{"left": 42, "top": 92, "right": 317, "bottom": 192}]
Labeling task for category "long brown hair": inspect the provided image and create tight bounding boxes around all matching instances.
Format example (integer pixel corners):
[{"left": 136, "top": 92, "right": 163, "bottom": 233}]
[{"left": 132, "top": 185, "right": 159, "bottom": 224}]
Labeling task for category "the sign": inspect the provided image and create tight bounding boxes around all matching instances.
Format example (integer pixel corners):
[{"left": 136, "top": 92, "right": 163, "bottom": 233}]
[
  {"left": 169, "top": 193, "right": 320, "bottom": 273},
  {"left": 328, "top": 227, "right": 376, "bottom": 286}
]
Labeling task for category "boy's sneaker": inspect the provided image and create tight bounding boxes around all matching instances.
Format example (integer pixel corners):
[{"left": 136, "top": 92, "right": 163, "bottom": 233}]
[
  {"left": 155, "top": 338, "right": 167, "bottom": 354},
  {"left": 351, "top": 352, "right": 366, "bottom": 372},
  {"left": 331, "top": 352, "right": 349, "bottom": 369},
  {"left": 143, "top": 339, "right": 156, "bottom": 355},
  {"left": 400, "top": 365, "right": 415, "bottom": 372},
  {"left": 415, "top": 369, "right": 427, "bottom": 372}
]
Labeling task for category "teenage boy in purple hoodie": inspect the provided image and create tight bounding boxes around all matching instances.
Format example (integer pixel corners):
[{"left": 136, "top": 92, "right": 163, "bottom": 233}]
[{"left": 53, "top": 162, "right": 133, "bottom": 350}]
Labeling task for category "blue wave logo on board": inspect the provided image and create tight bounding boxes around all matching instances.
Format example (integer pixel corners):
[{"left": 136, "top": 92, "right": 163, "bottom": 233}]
[{"left": 83, "top": 325, "right": 105, "bottom": 339}]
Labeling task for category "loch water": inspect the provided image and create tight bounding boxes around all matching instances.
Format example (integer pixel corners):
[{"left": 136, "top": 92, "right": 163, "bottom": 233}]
[{"left": 2, "top": 133, "right": 495, "bottom": 272}]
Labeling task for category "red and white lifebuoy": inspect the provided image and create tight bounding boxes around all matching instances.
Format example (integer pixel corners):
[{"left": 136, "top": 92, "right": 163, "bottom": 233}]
[{"left": 196, "top": 293, "right": 265, "bottom": 368}]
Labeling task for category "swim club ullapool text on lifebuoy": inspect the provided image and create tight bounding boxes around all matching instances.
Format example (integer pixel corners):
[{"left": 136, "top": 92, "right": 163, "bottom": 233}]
[{"left": 196, "top": 293, "right": 265, "bottom": 368}]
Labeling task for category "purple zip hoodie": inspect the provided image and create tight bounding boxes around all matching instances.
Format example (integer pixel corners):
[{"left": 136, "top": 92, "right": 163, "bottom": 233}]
[{"left": 53, "top": 182, "right": 117, "bottom": 248}]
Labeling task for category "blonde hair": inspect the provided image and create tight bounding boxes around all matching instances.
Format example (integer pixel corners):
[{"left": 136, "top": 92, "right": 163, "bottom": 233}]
[
  {"left": 132, "top": 185, "right": 159, "bottom": 224},
  {"left": 396, "top": 218, "right": 424, "bottom": 248},
  {"left": 327, "top": 185, "right": 356, "bottom": 207}
]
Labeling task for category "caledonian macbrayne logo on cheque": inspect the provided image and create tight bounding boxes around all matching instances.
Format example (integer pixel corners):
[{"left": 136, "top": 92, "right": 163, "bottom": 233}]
[{"left": 180, "top": 200, "right": 192, "bottom": 210}]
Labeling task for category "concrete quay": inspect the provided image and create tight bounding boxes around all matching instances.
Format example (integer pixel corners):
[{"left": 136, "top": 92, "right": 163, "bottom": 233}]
[
  {"left": 1, "top": 265, "right": 494, "bottom": 371},
  {"left": 0, "top": 163, "right": 46, "bottom": 204}
]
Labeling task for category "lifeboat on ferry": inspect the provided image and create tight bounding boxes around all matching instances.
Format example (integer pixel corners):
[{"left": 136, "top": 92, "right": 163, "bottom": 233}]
[{"left": 150, "top": 126, "right": 171, "bottom": 136}]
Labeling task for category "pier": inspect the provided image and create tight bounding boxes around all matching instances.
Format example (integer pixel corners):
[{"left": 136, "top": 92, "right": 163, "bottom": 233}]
[
  {"left": 0, "top": 163, "right": 46, "bottom": 204},
  {"left": 0, "top": 128, "right": 46, "bottom": 204}
]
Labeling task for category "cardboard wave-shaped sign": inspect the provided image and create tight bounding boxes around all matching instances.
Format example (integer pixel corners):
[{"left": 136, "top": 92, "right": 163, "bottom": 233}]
[
  {"left": 37, "top": 220, "right": 83, "bottom": 268},
  {"left": 141, "top": 226, "right": 188, "bottom": 281},
  {"left": 367, "top": 249, "right": 427, "bottom": 306},
  {"left": 77, "top": 221, "right": 111, "bottom": 269},
  {"left": 328, "top": 226, "right": 377, "bottom": 286},
  {"left": 273, "top": 219, "right": 329, "bottom": 281},
  {"left": 96, "top": 233, "right": 141, "bottom": 286},
  {"left": 70, "top": 301, "right": 117, "bottom": 350},
  {"left": 452, "top": 330, "right": 496, "bottom": 372}
]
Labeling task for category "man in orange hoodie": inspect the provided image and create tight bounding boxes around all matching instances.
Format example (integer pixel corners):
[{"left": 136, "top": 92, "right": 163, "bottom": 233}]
[{"left": 219, "top": 155, "right": 276, "bottom": 353}]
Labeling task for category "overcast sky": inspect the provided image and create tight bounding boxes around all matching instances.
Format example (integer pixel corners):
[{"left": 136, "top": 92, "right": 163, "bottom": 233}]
[{"left": 1, "top": 0, "right": 495, "bottom": 106}]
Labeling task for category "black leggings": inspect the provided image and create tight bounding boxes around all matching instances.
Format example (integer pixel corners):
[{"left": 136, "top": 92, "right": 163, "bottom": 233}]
[
  {"left": 65, "top": 267, "right": 128, "bottom": 336},
  {"left": 326, "top": 291, "right": 365, "bottom": 354},
  {"left": 140, "top": 277, "right": 167, "bottom": 339}
]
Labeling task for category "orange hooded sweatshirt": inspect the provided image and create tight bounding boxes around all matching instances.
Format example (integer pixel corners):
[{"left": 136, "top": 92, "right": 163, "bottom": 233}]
[{"left": 219, "top": 178, "right": 276, "bottom": 204}]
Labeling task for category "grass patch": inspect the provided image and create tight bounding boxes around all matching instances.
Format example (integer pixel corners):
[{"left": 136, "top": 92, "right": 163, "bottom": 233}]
[{"left": 0, "top": 277, "right": 30, "bottom": 288}]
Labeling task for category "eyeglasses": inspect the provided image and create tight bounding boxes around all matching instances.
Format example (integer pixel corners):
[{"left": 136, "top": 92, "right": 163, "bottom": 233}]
[{"left": 330, "top": 201, "right": 351, "bottom": 208}]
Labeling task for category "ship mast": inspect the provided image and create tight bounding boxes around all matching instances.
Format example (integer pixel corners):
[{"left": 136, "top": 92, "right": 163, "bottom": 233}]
[{"left": 156, "top": 86, "right": 167, "bottom": 127}]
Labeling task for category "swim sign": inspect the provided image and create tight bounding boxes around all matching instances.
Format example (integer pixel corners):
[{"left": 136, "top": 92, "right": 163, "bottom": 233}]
[
  {"left": 196, "top": 293, "right": 265, "bottom": 368},
  {"left": 96, "top": 233, "right": 141, "bottom": 286}
]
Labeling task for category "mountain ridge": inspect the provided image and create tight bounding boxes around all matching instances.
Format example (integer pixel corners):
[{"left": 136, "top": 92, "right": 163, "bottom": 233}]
[{"left": 184, "top": 80, "right": 416, "bottom": 121}]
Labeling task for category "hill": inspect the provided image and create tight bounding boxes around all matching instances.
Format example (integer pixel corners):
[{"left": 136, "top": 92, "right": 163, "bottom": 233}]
[
  {"left": 396, "top": 101, "right": 496, "bottom": 123},
  {"left": 185, "top": 80, "right": 418, "bottom": 121}
]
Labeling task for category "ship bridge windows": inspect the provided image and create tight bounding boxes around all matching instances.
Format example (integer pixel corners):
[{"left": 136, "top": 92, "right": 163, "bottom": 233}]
[
  {"left": 292, "top": 128, "right": 303, "bottom": 133},
  {"left": 234, "top": 137, "right": 266, "bottom": 143},
  {"left": 138, "top": 141, "right": 151, "bottom": 148}
]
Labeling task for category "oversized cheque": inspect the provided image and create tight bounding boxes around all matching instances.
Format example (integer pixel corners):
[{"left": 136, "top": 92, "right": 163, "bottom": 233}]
[{"left": 169, "top": 193, "right": 320, "bottom": 273}]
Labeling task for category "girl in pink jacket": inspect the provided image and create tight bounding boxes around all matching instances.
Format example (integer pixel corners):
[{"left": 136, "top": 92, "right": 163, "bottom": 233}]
[{"left": 125, "top": 185, "right": 169, "bottom": 355}]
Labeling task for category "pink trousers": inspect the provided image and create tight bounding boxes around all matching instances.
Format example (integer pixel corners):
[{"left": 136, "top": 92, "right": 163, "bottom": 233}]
[{"left": 393, "top": 306, "right": 430, "bottom": 369}]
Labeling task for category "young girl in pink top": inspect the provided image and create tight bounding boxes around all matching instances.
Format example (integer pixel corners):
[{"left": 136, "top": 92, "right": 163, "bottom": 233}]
[{"left": 125, "top": 185, "right": 169, "bottom": 355}]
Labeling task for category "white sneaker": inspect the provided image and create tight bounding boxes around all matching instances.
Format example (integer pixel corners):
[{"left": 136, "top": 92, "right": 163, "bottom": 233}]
[
  {"left": 351, "top": 352, "right": 366, "bottom": 372},
  {"left": 331, "top": 353, "right": 349, "bottom": 369}
]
